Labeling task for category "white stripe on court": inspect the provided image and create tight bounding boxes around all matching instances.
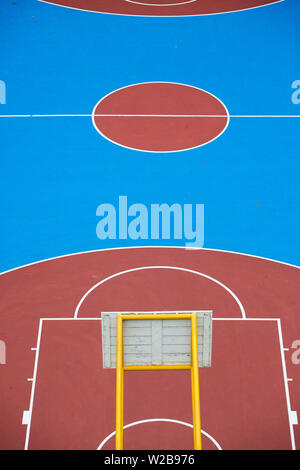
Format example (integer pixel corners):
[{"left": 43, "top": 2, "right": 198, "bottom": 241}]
[
  {"left": 1, "top": 114, "right": 300, "bottom": 118},
  {"left": 1, "top": 246, "right": 299, "bottom": 277},
  {"left": 97, "top": 418, "right": 222, "bottom": 450},
  {"left": 37, "top": 0, "right": 285, "bottom": 18},
  {"left": 73, "top": 265, "right": 246, "bottom": 319},
  {"left": 124, "top": 0, "right": 197, "bottom": 5},
  {"left": 24, "top": 317, "right": 296, "bottom": 450}
]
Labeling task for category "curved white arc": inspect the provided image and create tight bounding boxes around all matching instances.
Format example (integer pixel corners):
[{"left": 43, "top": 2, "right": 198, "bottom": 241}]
[
  {"left": 125, "top": 0, "right": 197, "bottom": 5},
  {"left": 91, "top": 81, "right": 230, "bottom": 153},
  {"left": 1, "top": 246, "right": 299, "bottom": 277},
  {"left": 38, "top": 1, "right": 285, "bottom": 18},
  {"left": 73, "top": 265, "right": 246, "bottom": 319},
  {"left": 97, "top": 418, "right": 222, "bottom": 450}
]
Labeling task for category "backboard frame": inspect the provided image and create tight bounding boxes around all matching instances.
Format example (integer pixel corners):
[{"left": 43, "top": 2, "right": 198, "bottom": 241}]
[{"left": 101, "top": 310, "right": 212, "bottom": 369}]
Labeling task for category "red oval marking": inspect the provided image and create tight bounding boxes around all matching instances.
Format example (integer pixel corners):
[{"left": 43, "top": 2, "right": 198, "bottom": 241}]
[
  {"left": 39, "top": 0, "right": 283, "bottom": 17},
  {"left": 92, "top": 82, "right": 229, "bottom": 153}
]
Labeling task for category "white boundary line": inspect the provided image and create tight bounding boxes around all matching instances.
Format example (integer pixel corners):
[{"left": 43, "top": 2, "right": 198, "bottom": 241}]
[
  {"left": 0, "top": 114, "right": 91, "bottom": 118},
  {"left": 97, "top": 418, "right": 222, "bottom": 450},
  {"left": 24, "top": 318, "right": 44, "bottom": 451},
  {"left": 91, "top": 81, "right": 230, "bottom": 153},
  {"left": 73, "top": 265, "right": 246, "bottom": 319},
  {"left": 1, "top": 246, "right": 299, "bottom": 277},
  {"left": 37, "top": 0, "right": 285, "bottom": 18},
  {"left": 276, "top": 318, "right": 296, "bottom": 450},
  {"left": 2, "top": 114, "right": 300, "bottom": 118},
  {"left": 124, "top": 0, "right": 197, "bottom": 5},
  {"left": 23, "top": 316, "right": 296, "bottom": 450}
]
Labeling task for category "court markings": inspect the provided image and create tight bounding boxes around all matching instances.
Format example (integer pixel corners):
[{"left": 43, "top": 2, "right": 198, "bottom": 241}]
[
  {"left": 37, "top": 0, "right": 285, "bottom": 18},
  {"left": 1, "top": 114, "right": 300, "bottom": 118},
  {"left": 124, "top": 0, "right": 197, "bottom": 5},
  {"left": 23, "top": 316, "right": 297, "bottom": 450},
  {"left": 1, "top": 246, "right": 299, "bottom": 277},
  {"left": 97, "top": 418, "right": 222, "bottom": 450},
  {"left": 73, "top": 265, "right": 246, "bottom": 319},
  {"left": 91, "top": 82, "right": 230, "bottom": 152}
]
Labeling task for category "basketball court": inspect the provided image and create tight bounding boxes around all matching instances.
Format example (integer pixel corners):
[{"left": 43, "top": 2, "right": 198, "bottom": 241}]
[{"left": 0, "top": 0, "right": 299, "bottom": 451}]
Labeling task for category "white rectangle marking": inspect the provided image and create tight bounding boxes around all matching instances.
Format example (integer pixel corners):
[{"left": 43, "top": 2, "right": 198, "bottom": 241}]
[{"left": 22, "top": 410, "right": 31, "bottom": 425}]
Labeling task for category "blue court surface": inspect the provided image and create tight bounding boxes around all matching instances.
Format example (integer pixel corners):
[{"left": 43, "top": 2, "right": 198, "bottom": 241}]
[
  {"left": 1, "top": 0, "right": 300, "bottom": 271},
  {"left": 0, "top": 0, "right": 300, "bottom": 453}
]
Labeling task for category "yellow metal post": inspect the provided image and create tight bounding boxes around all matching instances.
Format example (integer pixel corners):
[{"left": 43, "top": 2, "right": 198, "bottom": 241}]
[
  {"left": 116, "top": 314, "right": 124, "bottom": 450},
  {"left": 121, "top": 314, "right": 193, "bottom": 321},
  {"left": 191, "top": 313, "right": 202, "bottom": 450},
  {"left": 123, "top": 364, "right": 191, "bottom": 371},
  {"left": 114, "top": 312, "right": 203, "bottom": 450}
]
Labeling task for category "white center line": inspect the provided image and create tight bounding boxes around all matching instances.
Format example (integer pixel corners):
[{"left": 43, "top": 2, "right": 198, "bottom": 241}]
[{"left": 0, "top": 114, "right": 300, "bottom": 118}]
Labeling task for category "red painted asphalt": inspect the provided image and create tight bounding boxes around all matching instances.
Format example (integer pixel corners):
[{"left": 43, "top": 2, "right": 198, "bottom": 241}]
[
  {"left": 0, "top": 247, "right": 299, "bottom": 449},
  {"left": 92, "top": 83, "right": 228, "bottom": 152},
  {"left": 39, "top": 0, "right": 283, "bottom": 17}
]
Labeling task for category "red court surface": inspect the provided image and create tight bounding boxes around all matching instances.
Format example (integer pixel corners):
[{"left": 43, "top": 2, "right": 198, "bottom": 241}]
[
  {"left": 39, "top": 0, "right": 284, "bottom": 17},
  {"left": 26, "top": 318, "right": 291, "bottom": 450},
  {"left": 0, "top": 247, "right": 299, "bottom": 449},
  {"left": 92, "top": 82, "right": 229, "bottom": 152}
]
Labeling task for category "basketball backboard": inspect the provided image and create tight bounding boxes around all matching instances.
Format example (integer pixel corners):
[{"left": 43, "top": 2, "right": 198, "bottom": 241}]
[{"left": 101, "top": 311, "right": 212, "bottom": 369}]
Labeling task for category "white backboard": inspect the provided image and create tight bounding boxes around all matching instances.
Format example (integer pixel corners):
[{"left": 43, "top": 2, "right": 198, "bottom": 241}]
[{"left": 101, "top": 311, "right": 212, "bottom": 369}]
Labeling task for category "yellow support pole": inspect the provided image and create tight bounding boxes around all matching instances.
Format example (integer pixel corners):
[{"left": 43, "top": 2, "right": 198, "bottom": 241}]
[
  {"left": 124, "top": 364, "right": 191, "bottom": 371},
  {"left": 114, "top": 312, "right": 204, "bottom": 450},
  {"left": 116, "top": 314, "right": 124, "bottom": 450},
  {"left": 191, "top": 313, "right": 202, "bottom": 450},
  {"left": 120, "top": 314, "right": 193, "bottom": 321},
  {"left": 191, "top": 362, "right": 195, "bottom": 434}
]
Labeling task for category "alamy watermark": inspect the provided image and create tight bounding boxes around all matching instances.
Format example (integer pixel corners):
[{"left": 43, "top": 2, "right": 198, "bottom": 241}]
[
  {"left": 291, "top": 80, "right": 300, "bottom": 104},
  {"left": 0, "top": 80, "right": 6, "bottom": 104},
  {"left": 96, "top": 196, "right": 204, "bottom": 248},
  {"left": 291, "top": 340, "right": 300, "bottom": 365},
  {"left": 0, "top": 340, "right": 6, "bottom": 364}
]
